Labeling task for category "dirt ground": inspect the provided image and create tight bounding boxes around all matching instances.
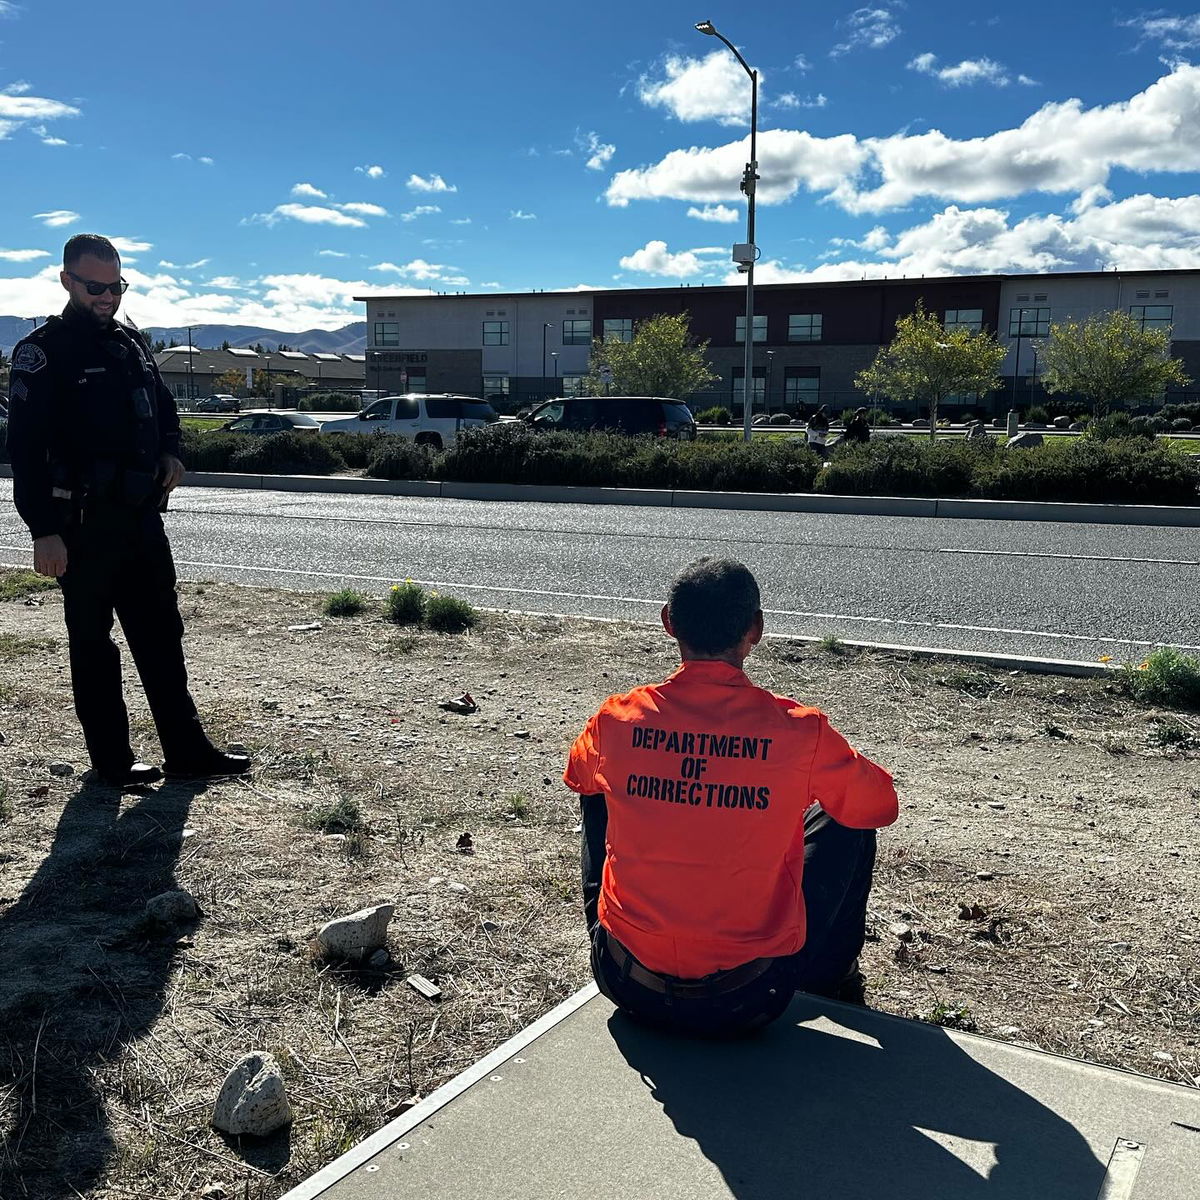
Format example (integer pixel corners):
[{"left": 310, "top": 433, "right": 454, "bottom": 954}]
[{"left": 0, "top": 570, "right": 1197, "bottom": 1199}]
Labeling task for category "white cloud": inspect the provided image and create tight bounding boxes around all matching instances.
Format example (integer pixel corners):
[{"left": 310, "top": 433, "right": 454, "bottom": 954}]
[
  {"left": 510, "top": 209, "right": 537, "bottom": 220},
  {"left": 908, "top": 52, "right": 1019, "bottom": 88},
  {"left": 334, "top": 201, "right": 388, "bottom": 217},
  {"left": 479, "top": 280, "right": 501, "bottom": 288},
  {"left": 291, "top": 182, "right": 327, "bottom": 199},
  {"left": 108, "top": 237, "right": 152, "bottom": 254},
  {"left": 581, "top": 130, "right": 615, "bottom": 170},
  {"left": 0, "top": 247, "right": 48, "bottom": 261},
  {"left": 687, "top": 203, "right": 741, "bottom": 223},
  {"left": 638, "top": 50, "right": 755, "bottom": 125},
  {"left": 171, "top": 151, "right": 213, "bottom": 164},
  {"left": 207, "top": 275, "right": 243, "bottom": 289},
  {"left": 246, "top": 203, "right": 367, "bottom": 228},
  {"left": 618, "top": 239, "right": 711, "bottom": 277},
  {"left": 318, "top": 249, "right": 348, "bottom": 257},
  {"left": 794, "top": 54, "right": 812, "bottom": 72},
  {"left": 407, "top": 173, "right": 457, "bottom": 193},
  {"left": 607, "top": 64, "right": 1200, "bottom": 216},
  {"left": 370, "top": 258, "right": 463, "bottom": 282},
  {"left": 450, "top": 217, "right": 472, "bottom": 225},
  {"left": 831, "top": 6, "right": 902, "bottom": 57},
  {"left": 400, "top": 204, "right": 441, "bottom": 221},
  {"left": 777, "top": 92, "right": 828, "bottom": 109},
  {"left": 2, "top": 80, "right": 31, "bottom": 95},
  {"left": 355, "top": 164, "right": 386, "bottom": 179},
  {"left": 0, "top": 92, "right": 79, "bottom": 125},
  {"left": 33, "top": 209, "right": 79, "bottom": 227},
  {"left": 1123, "top": 13, "right": 1200, "bottom": 51},
  {"left": 744, "top": 192, "right": 1200, "bottom": 283},
  {"left": 198, "top": 156, "right": 213, "bottom": 165}
]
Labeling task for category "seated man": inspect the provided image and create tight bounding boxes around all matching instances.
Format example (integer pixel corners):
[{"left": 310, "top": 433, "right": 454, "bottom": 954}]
[{"left": 564, "top": 558, "right": 899, "bottom": 1038}]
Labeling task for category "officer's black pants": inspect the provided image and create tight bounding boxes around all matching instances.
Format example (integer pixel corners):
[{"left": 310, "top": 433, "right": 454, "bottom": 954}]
[
  {"left": 58, "top": 502, "right": 211, "bottom": 775},
  {"left": 581, "top": 797, "right": 878, "bottom": 1037}
]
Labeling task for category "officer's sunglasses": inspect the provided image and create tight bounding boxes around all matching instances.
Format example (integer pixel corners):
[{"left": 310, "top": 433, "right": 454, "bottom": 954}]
[{"left": 66, "top": 271, "right": 129, "bottom": 296}]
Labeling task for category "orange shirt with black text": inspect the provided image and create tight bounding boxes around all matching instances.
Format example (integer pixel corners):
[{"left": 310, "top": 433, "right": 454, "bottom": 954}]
[{"left": 564, "top": 659, "right": 898, "bottom": 979}]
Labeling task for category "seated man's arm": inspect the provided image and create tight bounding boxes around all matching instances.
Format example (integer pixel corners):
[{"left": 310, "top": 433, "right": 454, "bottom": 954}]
[
  {"left": 564, "top": 711, "right": 607, "bottom": 932},
  {"left": 809, "top": 714, "right": 898, "bottom": 829}
]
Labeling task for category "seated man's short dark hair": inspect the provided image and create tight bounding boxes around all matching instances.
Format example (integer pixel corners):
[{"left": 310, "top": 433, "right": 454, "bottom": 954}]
[
  {"left": 667, "top": 557, "right": 761, "bottom": 654},
  {"left": 63, "top": 234, "right": 119, "bottom": 269}
]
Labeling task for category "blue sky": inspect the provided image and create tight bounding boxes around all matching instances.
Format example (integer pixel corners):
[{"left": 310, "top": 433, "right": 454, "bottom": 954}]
[{"left": 3, "top": 0, "right": 1200, "bottom": 331}]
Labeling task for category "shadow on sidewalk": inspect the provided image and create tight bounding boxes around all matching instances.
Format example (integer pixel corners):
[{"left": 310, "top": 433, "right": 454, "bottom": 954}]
[
  {"left": 610, "top": 996, "right": 1106, "bottom": 1199},
  {"left": 0, "top": 778, "right": 206, "bottom": 1198}
]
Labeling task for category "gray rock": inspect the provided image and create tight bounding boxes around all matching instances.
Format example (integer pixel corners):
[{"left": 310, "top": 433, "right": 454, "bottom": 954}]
[
  {"left": 48, "top": 761, "right": 74, "bottom": 777},
  {"left": 146, "top": 889, "right": 197, "bottom": 924},
  {"left": 368, "top": 948, "right": 391, "bottom": 970},
  {"left": 316, "top": 902, "right": 394, "bottom": 961},
  {"left": 1069, "top": 420, "right": 1087, "bottom": 431},
  {"left": 1006, "top": 432, "right": 1044, "bottom": 449},
  {"left": 1053, "top": 414, "right": 1073, "bottom": 429},
  {"left": 211, "top": 1052, "right": 292, "bottom": 1137}
]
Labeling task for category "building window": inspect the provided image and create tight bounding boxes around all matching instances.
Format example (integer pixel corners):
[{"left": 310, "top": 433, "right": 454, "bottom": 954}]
[
  {"left": 1130, "top": 304, "right": 1173, "bottom": 332},
  {"left": 944, "top": 308, "right": 983, "bottom": 333},
  {"left": 735, "top": 315, "right": 768, "bottom": 343},
  {"left": 482, "top": 320, "right": 509, "bottom": 346},
  {"left": 603, "top": 318, "right": 633, "bottom": 343},
  {"left": 733, "top": 375, "right": 766, "bottom": 405},
  {"left": 1008, "top": 307, "right": 1050, "bottom": 337},
  {"left": 373, "top": 321, "right": 399, "bottom": 348},
  {"left": 482, "top": 374, "right": 509, "bottom": 400},
  {"left": 562, "top": 373, "right": 587, "bottom": 397},
  {"left": 785, "top": 374, "right": 820, "bottom": 409},
  {"left": 407, "top": 373, "right": 427, "bottom": 394},
  {"left": 563, "top": 319, "right": 592, "bottom": 346},
  {"left": 787, "top": 314, "right": 822, "bottom": 342}
]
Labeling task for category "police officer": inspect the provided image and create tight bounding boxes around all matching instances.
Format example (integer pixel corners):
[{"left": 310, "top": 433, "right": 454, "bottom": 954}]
[{"left": 7, "top": 233, "right": 250, "bottom": 787}]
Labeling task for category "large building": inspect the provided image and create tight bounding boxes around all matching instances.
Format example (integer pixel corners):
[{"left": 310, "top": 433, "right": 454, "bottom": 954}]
[
  {"left": 356, "top": 270, "right": 1200, "bottom": 415},
  {"left": 153, "top": 345, "right": 365, "bottom": 400}
]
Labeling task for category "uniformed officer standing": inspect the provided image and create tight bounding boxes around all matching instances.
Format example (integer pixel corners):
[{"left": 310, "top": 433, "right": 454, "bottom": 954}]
[{"left": 7, "top": 233, "right": 250, "bottom": 787}]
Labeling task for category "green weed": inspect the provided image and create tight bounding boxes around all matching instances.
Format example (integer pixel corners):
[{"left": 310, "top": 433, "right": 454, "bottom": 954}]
[
  {"left": 1121, "top": 647, "right": 1200, "bottom": 710},
  {"left": 386, "top": 581, "right": 425, "bottom": 625},
  {"left": 303, "top": 794, "right": 364, "bottom": 835},
  {"left": 324, "top": 588, "right": 369, "bottom": 618},
  {"left": 0, "top": 570, "right": 57, "bottom": 602},
  {"left": 424, "top": 591, "right": 479, "bottom": 634}
]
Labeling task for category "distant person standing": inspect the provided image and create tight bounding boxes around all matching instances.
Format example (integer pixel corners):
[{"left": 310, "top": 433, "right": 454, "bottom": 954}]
[
  {"left": 7, "top": 233, "right": 250, "bottom": 787},
  {"left": 805, "top": 404, "right": 830, "bottom": 455}
]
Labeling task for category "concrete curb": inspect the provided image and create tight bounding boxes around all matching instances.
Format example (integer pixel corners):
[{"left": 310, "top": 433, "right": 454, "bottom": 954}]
[{"left": 4, "top": 464, "right": 1187, "bottom": 527}]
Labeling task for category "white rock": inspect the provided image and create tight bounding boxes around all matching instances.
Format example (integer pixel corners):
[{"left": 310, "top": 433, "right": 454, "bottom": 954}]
[
  {"left": 146, "top": 889, "right": 197, "bottom": 924},
  {"left": 446, "top": 881, "right": 469, "bottom": 893},
  {"left": 316, "top": 903, "right": 394, "bottom": 961},
  {"left": 212, "top": 1052, "right": 292, "bottom": 1137}
]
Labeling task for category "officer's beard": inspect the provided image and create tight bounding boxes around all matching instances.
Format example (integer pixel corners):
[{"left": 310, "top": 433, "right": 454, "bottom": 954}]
[{"left": 69, "top": 296, "right": 119, "bottom": 329}]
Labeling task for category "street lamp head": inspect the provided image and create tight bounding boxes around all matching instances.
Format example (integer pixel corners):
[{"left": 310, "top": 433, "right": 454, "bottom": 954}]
[{"left": 695, "top": 20, "right": 717, "bottom": 35}]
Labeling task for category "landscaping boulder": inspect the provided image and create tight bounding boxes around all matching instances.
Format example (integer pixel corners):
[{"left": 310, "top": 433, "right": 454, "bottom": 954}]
[
  {"left": 212, "top": 1052, "right": 292, "bottom": 1137},
  {"left": 1006, "top": 432, "right": 1044, "bottom": 449},
  {"left": 1069, "top": 421, "right": 1087, "bottom": 431},
  {"left": 1053, "top": 415, "right": 1072, "bottom": 429},
  {"left": 316, "top": 902, "right": 394, "bottom": 961}
]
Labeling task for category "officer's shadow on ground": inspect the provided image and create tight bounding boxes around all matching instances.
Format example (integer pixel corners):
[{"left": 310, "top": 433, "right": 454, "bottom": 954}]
[
  {"left": 609, "top": 995, "right": 1107, "bottom": 1200},
  {"left": 0, "top": 777, "right": 209, "bottom": 1198}
]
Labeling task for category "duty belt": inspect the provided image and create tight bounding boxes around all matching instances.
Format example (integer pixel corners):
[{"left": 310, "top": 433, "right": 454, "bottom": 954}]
[{"left": 602, "top": 931, "right": 777, "bottom": 998}]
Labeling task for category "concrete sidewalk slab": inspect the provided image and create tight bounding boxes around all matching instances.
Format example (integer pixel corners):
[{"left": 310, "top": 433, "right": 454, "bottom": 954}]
[{"left": 282, "top": 987, "right": 1200, "bottom": 1200}]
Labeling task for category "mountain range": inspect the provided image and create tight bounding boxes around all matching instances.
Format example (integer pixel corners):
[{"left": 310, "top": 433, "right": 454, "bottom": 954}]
[{"left": 0, "top": 318, "right": 366, "bottom": 356}]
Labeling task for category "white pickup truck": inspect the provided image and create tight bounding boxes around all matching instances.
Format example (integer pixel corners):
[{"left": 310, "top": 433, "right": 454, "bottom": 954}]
[{"left": 320, "top": 393, "right": 499, "bottom": 449}]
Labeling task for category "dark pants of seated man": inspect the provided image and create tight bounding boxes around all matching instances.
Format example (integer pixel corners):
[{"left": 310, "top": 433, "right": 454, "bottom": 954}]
[{"left": 579, "top": 796, "right": 877, "bottom": 1038}]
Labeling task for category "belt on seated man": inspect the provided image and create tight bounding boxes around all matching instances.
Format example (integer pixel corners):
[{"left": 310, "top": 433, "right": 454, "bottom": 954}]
[{"left": 603, "top": 931, "right": 777, "bottom": 998}]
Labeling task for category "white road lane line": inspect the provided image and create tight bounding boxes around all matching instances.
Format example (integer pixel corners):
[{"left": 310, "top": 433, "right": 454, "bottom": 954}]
[{"left": 4, "top": 551, "right": 1192, "bottom": 652}]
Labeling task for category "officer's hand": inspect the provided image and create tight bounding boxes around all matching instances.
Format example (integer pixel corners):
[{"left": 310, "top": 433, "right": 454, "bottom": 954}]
[
  {"left": 33, "top": 534, "right": 68, "bottom": 579},
  {"left": 158, "top": 453, "right": 185, "bottom": 493}
]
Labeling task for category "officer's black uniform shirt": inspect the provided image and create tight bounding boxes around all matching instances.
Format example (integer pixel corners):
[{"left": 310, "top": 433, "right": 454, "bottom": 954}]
[{"left": 7, "top": 304, "right": 181, "bottom": 540}]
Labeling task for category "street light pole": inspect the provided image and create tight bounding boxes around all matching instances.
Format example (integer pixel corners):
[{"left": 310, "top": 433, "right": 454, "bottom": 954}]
[
  {"left": 550, "top": 350, "right": 559, "bottom": 385},
  {"left": 542, "top": 322, "right": 552, "bottom": 392},
  {"left": 697, "top": 19, "right": 758, "bottom": 443},
  {"left": 186, "top": 325, "right": 196, "bottom": 406}
]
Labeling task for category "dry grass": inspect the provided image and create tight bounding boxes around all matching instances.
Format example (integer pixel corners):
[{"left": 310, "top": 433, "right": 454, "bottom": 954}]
[{"left": 0, "top": 569, "right": 1197, "bottom": 1198}]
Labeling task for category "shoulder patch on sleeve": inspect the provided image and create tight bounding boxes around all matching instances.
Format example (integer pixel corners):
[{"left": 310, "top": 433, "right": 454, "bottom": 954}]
[
  {"left": 11, "top": 378, "right": 28, "bottom": 402},
  {"left": 13, "top": 343, "right": 47, "bottom": 374}
]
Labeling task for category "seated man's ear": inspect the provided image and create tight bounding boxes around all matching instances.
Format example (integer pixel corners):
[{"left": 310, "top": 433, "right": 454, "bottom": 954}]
[
  {"left": 748, "top": 609, "right": 765, "bottom": 647},
  {"left": 661, "top": 604, "right": 675, "bottom": 639}
]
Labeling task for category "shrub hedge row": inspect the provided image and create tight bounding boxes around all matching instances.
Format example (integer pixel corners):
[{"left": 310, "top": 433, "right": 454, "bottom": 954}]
[{"left": 166, "top": 424, "right": 1200, "bottom": 506}]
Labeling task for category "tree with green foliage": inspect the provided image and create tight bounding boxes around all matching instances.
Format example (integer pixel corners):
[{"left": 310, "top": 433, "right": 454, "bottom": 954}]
[
  {"left": 581, "top": 312, "right": 717, "bottom": 400},
  {"left": 213, "top": 367, "right": 246, "bottom": 395},
  {"left": 1036, "top": 310, "right": 1191, "bottom": 417},
  {"left": 220, "top": 339, "right": 230, "bottom": 351},
  {"left": 150, "top": 338, "right": 166, "bottom": 354},
  {"left": 856, "top": 303, "right": 1007, "bottom": 440}
]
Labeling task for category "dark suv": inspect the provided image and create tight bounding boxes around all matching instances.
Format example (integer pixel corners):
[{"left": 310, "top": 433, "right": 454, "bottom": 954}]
[{"left": 524, "top": 395, "right": 697, "bottom": 439}]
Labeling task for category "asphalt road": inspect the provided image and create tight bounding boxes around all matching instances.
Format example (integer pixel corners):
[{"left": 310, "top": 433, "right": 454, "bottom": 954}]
[{"left": 2, "top": 480, "right": 1197, "bottom": 663}]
